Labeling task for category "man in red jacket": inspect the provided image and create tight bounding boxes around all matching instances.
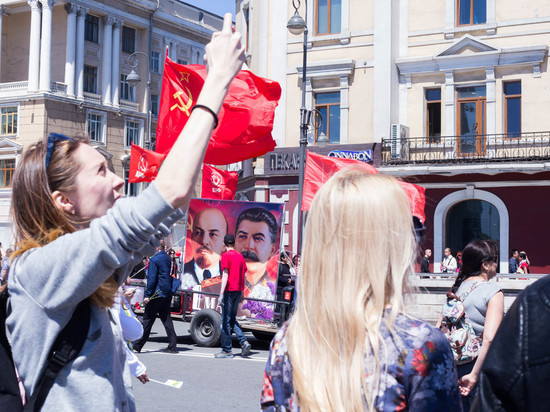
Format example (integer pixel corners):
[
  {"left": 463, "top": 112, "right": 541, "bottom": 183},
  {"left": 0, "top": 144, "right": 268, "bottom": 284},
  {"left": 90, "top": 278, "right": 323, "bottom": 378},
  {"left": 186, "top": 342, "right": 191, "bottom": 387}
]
[{"left": 215, "top": 234, "right": 251, "bottom": 358}]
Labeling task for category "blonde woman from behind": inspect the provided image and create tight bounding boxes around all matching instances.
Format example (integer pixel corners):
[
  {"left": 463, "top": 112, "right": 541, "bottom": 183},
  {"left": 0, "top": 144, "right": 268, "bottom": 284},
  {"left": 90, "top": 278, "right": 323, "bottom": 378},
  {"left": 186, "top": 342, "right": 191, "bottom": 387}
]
[{"left": 260, "top": 170, "right": 462, "bottom": 412}]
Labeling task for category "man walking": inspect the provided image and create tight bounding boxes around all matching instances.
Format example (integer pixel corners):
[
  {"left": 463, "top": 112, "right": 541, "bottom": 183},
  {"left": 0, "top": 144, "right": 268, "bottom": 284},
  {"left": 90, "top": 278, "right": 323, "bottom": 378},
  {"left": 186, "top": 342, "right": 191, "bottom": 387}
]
[
  {"left": 215, "top": 234, "right": 251, "bottom": 358},
  {"left": 440, "top": 247, "right": 458, "bottom": 273},
  {"left": 420, "top": 249, "right": 431, "bottom": 273},
  {"left": 133, "top": 240, "right": 178, "bottom": 353}
]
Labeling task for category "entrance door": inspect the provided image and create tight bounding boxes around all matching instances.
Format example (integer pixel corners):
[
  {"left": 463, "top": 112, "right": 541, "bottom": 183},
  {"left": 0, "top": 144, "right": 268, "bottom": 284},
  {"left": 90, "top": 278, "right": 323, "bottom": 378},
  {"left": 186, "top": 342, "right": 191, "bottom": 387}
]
[{"left": 457, "top": 86, "right": 486, "bottom": 156}]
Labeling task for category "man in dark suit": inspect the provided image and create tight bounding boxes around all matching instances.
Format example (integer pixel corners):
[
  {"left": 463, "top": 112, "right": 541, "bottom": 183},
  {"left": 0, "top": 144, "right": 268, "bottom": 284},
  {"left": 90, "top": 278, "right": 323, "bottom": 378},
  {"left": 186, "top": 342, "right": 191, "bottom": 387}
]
[
  {"left": 181, "top": 208, "right": 227, "bottom": 288},
  {"left": 132, "top": 240, "right": 177, "bottom": 353}
]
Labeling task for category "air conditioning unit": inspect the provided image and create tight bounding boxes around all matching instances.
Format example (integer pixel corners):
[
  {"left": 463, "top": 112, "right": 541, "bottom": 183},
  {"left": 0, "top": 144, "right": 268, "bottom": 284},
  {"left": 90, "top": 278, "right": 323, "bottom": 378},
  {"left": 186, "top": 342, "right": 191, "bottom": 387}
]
[{"left": 390, "top": 124, "right": 410, "bottom": 160}]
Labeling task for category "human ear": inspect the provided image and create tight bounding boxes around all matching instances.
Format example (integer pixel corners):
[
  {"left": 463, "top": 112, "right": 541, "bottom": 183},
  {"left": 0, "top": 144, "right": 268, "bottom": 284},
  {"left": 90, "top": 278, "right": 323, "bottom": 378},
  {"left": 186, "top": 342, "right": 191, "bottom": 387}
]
[{"left": 51, "top": 190, "right": 76, "bottom": 215}]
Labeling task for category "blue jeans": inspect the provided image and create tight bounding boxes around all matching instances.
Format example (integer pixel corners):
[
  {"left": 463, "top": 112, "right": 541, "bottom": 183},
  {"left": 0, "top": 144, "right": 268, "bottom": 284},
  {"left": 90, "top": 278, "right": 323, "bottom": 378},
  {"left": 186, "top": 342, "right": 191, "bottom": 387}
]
[
  {"left": 457, "top": 361, "right": 478, "bottom": 412},
  {"left": 221, "top": 291, "right": 247, "bottom": 352}
]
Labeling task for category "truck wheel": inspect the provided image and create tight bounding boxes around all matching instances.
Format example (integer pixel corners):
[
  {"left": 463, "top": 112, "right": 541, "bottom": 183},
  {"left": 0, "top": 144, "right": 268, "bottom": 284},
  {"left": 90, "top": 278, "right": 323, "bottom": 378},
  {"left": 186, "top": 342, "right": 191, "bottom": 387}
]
[
  {"left": 252, "top": 330, "right": 275, "bottom": 344},
  {"left": 190, "top": 309, "right": 221, "bottom": 347}
]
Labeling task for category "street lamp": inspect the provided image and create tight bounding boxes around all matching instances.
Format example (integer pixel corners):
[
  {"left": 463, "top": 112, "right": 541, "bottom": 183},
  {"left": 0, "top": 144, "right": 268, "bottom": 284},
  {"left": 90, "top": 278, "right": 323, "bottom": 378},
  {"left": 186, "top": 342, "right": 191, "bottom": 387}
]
[
  {"left": 126, "top": 51, "right": 152, "bottom": 148},
  {"left": 288, "top": 0, "right": 327, "bottom": 254}
]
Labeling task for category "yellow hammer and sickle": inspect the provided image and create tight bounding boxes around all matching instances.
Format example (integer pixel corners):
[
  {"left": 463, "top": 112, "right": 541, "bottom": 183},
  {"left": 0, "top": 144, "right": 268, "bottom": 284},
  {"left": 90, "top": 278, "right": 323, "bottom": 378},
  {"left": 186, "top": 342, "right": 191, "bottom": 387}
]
[{"left": 170, "top": 87, "right": 193, "bottom": 116}]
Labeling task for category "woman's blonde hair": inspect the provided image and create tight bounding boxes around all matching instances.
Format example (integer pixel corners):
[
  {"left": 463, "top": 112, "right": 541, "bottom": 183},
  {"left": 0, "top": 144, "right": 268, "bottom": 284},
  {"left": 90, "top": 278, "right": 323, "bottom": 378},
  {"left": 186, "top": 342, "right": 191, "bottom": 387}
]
[
  {"left": 9, "top": 134, "right": 117, "bottom": 308},
  {"left": 287, "top": 169, "right": 417, "bottom": 411}
]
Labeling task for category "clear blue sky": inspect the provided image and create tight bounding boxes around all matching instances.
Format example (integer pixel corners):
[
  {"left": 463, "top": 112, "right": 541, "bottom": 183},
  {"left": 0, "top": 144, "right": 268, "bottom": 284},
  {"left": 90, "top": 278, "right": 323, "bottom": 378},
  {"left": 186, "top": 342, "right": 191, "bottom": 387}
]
[{"left": 181, "top": 0, "right": 236, "bottom": 18}]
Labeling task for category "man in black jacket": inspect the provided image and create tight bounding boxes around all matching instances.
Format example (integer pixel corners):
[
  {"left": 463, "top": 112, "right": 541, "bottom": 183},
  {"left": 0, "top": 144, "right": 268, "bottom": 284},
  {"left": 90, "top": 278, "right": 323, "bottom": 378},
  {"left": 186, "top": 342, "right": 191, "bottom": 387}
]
[
  {"left": 472, "top": 275, "right": 550, "bottom": 411},
  {"left": 133, "top": 241, "right": 177, "bottom": 353}
]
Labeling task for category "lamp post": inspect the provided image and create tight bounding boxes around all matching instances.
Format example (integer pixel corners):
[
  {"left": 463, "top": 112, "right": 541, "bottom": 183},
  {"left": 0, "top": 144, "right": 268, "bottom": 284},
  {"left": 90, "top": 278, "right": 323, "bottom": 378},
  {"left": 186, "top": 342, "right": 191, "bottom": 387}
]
[
  {"left": 126, "top": 51, "right": 152, "bottom": 148},
  {"left": 287, "top": 0, "right": 328, "bottom": 255}
]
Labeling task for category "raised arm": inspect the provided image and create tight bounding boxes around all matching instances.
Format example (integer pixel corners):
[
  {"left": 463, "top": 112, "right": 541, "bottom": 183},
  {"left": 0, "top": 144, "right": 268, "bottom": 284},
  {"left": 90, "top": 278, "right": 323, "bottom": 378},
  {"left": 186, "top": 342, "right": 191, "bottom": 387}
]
[{"left": 155, "top": 14, "right": 245, "bottom": 210}]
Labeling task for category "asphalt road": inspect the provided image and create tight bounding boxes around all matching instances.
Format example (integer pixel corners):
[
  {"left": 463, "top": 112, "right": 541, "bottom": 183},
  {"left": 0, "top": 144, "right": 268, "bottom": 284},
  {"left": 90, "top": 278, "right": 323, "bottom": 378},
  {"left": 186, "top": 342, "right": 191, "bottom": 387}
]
[{"left": 132, "top": 318, "right": 272, "bottom": 412}]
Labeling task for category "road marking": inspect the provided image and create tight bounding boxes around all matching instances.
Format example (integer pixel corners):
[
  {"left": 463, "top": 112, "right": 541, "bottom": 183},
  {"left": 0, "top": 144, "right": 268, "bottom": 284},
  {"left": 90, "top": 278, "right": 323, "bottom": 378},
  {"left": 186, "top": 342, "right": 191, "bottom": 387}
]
[{"left": 138, "top": 350, "right": 268, "bottom": 363}]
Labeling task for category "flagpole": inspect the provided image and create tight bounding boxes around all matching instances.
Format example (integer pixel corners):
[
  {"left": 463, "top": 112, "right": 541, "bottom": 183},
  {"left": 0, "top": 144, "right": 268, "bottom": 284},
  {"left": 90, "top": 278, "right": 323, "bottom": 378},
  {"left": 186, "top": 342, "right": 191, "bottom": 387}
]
[{"left": 288, "top": 0, "right": 309, "bottom": 255}]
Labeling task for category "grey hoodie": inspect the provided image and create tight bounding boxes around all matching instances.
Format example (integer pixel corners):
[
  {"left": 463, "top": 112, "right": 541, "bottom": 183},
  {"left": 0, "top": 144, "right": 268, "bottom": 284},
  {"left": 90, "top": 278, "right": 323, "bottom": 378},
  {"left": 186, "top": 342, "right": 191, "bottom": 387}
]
[{"left": 7, "top": 183, "right": 183, "bottom": 411}]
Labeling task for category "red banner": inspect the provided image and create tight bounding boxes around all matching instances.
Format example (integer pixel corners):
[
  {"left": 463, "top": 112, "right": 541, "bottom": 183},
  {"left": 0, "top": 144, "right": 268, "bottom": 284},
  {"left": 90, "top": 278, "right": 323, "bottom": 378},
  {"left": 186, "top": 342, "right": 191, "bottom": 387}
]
[
  {"left": 155, "top": 59, "right": 281, "bottom": 165},
  {"left": 129, "top": 144, "right": 167, "bottom": 183},
  {"left": 201, "top": 164, "right": 238, "bottom": 200},
  {"left": 302, "top": 151, "right": 426, "bottom": 222}
]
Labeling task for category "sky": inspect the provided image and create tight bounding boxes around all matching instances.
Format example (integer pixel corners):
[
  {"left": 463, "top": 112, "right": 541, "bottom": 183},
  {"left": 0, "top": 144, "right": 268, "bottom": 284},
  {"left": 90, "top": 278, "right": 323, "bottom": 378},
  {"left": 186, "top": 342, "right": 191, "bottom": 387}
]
[{"left": 180, "top": 0, "right": 237, "bottom": 18}]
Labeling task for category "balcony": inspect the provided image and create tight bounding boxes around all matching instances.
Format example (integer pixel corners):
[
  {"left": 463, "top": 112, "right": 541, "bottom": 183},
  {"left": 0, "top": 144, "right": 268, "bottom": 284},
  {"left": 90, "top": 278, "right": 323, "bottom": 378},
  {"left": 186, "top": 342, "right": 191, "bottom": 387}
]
[{"left": 381, "top": 132, "right": 550, "bottom": 165}]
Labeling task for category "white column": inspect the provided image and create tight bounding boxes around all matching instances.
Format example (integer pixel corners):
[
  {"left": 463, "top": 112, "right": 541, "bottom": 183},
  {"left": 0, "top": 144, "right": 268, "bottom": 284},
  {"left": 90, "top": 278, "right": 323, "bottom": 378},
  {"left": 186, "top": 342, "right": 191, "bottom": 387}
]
[
  {"left": 27, "top": 0, "right": 41, "bottom": 92},
  {"left": 257, "top": 1, "right": 268, "bottom": 76},
  {"left": 339, "top": 75, "right": 349, "bottom": 144},
  {"left": 111, "top": 19, "right": 123, "bottom": 107},
  {"left": 64, "top": 3, "right": 77, "bottom": 98},
  {"left": 0, "top": 7, "right": 8, "bottom": 81},
  {"left": 270, "top": 0, "right": 288, "bottom": 146},
  {"left": 486, "top": 68, "right": 496, "bottom": 135},
  {"left": 444, "top": 71, "right": 455, "bottom": 136},
  {"left": 39, "top": 0, "right": 55, "bottom": 93},
  {"left": 101, "top": 16, "right": 115, "bottom": 105},
  {"left": 75, "top": 6, "right": 87, "bottom": 99},
  {"left": 170, "top": 41, "right": 177, "bottom": 61}
]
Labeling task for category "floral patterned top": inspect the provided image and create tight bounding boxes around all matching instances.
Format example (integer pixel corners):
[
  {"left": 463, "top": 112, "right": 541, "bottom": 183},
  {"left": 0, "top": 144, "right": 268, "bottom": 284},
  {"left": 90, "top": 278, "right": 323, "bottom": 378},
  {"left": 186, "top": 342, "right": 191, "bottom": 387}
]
[{"left": 261, "top": 314, "right": 462, "bottom": 411}]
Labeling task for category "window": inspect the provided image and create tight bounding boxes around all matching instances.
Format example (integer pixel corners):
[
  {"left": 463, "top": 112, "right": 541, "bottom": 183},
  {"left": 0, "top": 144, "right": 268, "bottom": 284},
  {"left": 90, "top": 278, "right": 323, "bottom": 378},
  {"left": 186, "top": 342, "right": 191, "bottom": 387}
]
[
  {"left": 457, "top": 0, "right": 486, "bottom": 26},
  {"left": 124, "top": 167, "right": 139, "bottom": 197},
  {"left": 426, "top": 89, "right": 441, "bottom": 142},
  {"left": 83, "top": 65, "right": 97, "bottom": 93},
  {"left": 177, "top": 59, "right": 188, "bottom": 65},
  {"left": 456, "top": 86, "right": 486, "bottom": 155},
  {"left": 85, "top": 14, "right": 99, "bottom": 43},
  {"left": 0, "top": 106, "right": 18, "bottom": 136},
  {"left": 86, "top": 111, "right": 106, "bottom": 143},
  {"left": 120, "top": 74, "right": 135, "bottom": 102},
  {"left": 151, "top": 51, "right": 160, "bottom": 74},
  {"left": 315, "top": 92, "right": 340, "bottom": 144},
  {"left": 316, "top": 0, "right": 341, "bottom": 35},
  {"left": 151, "top": 94, "right": 159, "bottom": 116},
  {"left": 504, "top": 81, "right": 521, "bottom": 138},
  {"left": 122, "top": 26, "right": 136, "bottom": 54},
  {"left": 125, "top": 119, "right": 142, "bottom": 148},
  {"left": 0, "top": 159, "right": 15, "bottom": 188}
]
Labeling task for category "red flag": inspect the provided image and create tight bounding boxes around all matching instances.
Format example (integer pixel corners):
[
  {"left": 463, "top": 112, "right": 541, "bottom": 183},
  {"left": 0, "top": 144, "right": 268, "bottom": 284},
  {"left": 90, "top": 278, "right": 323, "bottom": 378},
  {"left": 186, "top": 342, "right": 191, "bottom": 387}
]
[
  {"left": 129, "top": 144, "right": 167, "bottom": 183},
  {"left": 302, "top": 151, "right": 425, "bottom": 222},
  {"left": 201, "top": 164, "right": 238, "bottom": 200},
  {"left": 155, "top": 58, "right": 281, "bottom": 165}
]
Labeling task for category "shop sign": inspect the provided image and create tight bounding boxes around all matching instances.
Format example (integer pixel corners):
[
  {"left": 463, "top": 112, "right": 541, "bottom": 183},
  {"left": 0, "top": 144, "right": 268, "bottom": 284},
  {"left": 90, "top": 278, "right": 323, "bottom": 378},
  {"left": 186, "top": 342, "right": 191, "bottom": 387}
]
[{"left": 328, "top": 150, "right": 373, "bottom": 162}]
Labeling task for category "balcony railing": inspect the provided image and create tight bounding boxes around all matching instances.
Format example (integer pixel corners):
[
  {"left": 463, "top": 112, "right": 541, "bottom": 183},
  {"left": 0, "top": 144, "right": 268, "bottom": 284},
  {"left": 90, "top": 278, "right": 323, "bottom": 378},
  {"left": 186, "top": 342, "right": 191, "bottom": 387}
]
[{"left": 381, "top": 131, "right": 550, "bottom": 165}]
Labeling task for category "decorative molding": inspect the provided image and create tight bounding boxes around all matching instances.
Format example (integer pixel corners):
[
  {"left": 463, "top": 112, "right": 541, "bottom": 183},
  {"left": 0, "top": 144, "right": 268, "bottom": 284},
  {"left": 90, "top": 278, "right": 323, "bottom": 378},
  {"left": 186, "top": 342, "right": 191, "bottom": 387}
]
[
  {"left": 39, "top": 0, "right": 56, "bottom": 8},
  {"left": 28, "top": 0, "right": 41, "bottom": 10},
  {"left": 75, "top": 6, "right": 89, "bottom": 16},
  {"left": 405, "top": 74, "right": 412, "bottom": 89},
  {"left": 533, "top": 63, "right": 541, "bottom": 78},
  {"left": 103, "top": 16, "right": 116, "bottom": 26},
  {"left": 64, "top": 3, "right": 77, "bottom": 14},
  {"left": 296, "top": 59, "right": 355, "bottom": 80}
]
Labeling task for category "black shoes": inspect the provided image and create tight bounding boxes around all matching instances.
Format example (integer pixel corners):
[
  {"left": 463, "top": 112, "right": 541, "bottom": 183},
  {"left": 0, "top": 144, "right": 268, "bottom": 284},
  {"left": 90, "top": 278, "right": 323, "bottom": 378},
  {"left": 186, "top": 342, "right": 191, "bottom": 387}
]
[
  {"left": 241, "top": 341, "right": 251, "bottom": 357},
  {"left": 161, "top": 347, "right": 178, "bottom": 354}
]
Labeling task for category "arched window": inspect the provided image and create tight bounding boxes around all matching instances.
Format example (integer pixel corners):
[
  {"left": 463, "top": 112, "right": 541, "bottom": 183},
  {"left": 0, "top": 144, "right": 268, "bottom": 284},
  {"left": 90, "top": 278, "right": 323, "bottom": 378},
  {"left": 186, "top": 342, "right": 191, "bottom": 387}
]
[{"left": 446, "top": 199, "right": 499, "bottom": 254}]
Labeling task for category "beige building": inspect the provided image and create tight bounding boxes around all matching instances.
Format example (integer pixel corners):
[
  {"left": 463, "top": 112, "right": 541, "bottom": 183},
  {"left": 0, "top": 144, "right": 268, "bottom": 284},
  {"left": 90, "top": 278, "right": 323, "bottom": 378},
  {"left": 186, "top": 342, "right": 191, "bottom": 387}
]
[
  {"left": 235, "top": 0, "right": 550, "bottom": 271},
  {"left": 0, "top": 0, "right": 223, "bottom": 246}
]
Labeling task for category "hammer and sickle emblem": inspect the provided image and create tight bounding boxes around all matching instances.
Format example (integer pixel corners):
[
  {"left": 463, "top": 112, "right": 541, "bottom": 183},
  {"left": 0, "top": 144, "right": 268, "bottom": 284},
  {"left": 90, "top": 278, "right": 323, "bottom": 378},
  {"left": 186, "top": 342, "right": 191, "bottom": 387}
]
[{"left": 170, "top": 87, "right": 193, "bottom": 117}]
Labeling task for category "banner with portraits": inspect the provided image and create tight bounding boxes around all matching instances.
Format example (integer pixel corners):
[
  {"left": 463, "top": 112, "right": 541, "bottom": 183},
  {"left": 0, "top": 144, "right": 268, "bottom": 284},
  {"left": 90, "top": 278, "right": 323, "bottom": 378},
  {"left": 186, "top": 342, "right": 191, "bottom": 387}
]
[{"left": 181, "top": 199, "right": 285, "bottom": 321}]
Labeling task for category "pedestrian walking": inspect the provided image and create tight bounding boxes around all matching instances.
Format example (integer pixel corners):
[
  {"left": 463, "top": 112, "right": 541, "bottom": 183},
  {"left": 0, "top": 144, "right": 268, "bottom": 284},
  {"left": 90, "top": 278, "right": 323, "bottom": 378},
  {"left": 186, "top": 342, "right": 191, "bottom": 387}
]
[
  {"left": 132, "top": 241, "right": 178, "bottom": 354},
  {"left": 4, "top": 14, "right": 244, "bottom": 411},
  {"left": 441, "top": 247, "right": 458, "bottom": 273},
  {"left": 215, "top": 234, "right": 251, "bottom": 358},
  {"left": 508, "top": 249, "right": 519, "bottom": 274},
  {"left": 421, "top": 248, "right": 432, "bottom": 273},
  {"left": 261, "top": 170, "right": 462, "bottom": 411}
]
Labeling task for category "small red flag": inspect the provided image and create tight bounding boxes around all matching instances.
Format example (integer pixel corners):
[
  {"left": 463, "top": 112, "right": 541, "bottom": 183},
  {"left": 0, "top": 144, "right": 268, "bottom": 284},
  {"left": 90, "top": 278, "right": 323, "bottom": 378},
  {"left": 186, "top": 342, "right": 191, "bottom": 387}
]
[
  {"left": 129, "top": 144, "right": 167, "bottom": 183},
  {"left": 302, "top": 151, "right": 426, "bottom": 222},
  {"left": 201, "top": 164, "right": 238, "bottom": 200},
  {"left": 155, "top": 58, "right": 281, "bottom": 165}
]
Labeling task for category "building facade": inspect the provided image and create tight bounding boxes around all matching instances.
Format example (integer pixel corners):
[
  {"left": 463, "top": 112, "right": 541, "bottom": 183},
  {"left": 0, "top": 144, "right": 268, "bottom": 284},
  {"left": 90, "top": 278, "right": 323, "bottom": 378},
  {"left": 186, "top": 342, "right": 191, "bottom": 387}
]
[
  {"left": 0, "top": 0, "right": 223, "bottom": 246},
  {"left": 235, "top": 0, "right": 550, "bottom": 273}
]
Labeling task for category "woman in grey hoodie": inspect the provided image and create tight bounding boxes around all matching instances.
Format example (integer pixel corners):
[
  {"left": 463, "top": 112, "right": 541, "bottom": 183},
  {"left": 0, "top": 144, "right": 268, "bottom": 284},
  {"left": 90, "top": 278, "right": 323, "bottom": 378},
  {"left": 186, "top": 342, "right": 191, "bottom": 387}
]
[{"left": 5, "top": 14, "right": 244, "bottom": 412}]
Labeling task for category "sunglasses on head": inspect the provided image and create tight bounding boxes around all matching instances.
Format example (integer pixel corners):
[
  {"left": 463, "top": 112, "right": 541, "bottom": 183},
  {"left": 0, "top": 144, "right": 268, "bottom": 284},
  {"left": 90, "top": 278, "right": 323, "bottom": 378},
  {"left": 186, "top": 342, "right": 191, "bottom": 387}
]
[{"left": 45, "top": 133, "right": 74, "bottom": 170}]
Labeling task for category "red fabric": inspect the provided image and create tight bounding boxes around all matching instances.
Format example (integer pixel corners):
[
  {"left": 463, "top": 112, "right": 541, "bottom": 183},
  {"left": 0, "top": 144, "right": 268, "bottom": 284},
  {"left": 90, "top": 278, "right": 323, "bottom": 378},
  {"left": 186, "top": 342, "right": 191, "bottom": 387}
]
[
  {"left": 302, "top": 151, "right": 426, "bottom": 222},
  {"left": 129, "top": 144, "right": 167, "bottom": 183},
  {"left": 221, "top": 250, "right": 247, "bottom": 292},
  {"left": 201, "top": 164, "right": 238, "bottom": 200},
  {"left": 155, "top": 59, "right": 281, "bottom": 165}
]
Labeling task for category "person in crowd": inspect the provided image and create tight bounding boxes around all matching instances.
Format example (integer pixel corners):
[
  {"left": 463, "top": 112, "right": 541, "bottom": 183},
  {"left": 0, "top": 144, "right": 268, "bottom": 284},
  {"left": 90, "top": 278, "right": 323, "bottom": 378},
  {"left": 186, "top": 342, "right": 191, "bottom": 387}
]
[
  {"left": 421, "top": 248, "right": 431, "bottom": 273},
  {"left": 508, "top": 249, "right": 519, "bottom": 274},
  {"left": 215, "top": 234, "right": 251, "bottom": 358},
  {"left": 456, "top": 251, "right": 463, "bottom": 273},
  {"left": 132, "top": 241, "right": 178, "bottom": 354},
  {"left": 168, "top": 248, "right": 179, "bottom": 278},
  {"left": 261, "top": 170, "right": 462, "bottom": 411},
  {"left": 277, "top": 252, "right": 292, "bottom": 288},
  {"left": 4, "top": 15, "right": 244, "bottom": 411},
  {"left": 518, "top": 251, "right": 530, "bottom": 274},
  {"left": 130, "top": 256, "right": 148, "bottom": 280},
  {"left": 437, "top": 239, "right": 504, "bottom": 411},
  {"left": 0, "top": 248, "right": 12, "bottom": 285},
  {"left": 290, "top": 254, "right": 300, "bottom": 278},
  {"left": 441, "top": 247, "right": 458, "bottom": 273},
  {"left": 182, "top": 207, "right": 228, "bottom": 287},
  {"left": 471, "top": 274, "right": 550, "bottom": 411}
]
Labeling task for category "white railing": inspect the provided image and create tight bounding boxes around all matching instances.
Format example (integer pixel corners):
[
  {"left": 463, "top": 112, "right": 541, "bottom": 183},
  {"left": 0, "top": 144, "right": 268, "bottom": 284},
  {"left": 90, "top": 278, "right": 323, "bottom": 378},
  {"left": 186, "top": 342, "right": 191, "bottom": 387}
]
[
  {"left": 120, "top": 100, "right": 140, "bottom": 111},
  {"left": 0, "top": 81, "right": 29, "bottom": 97},
  {"left": 51, "top": 82, "right": 67, "bottom": 95},
  {"left": 83, "top": 92, "right": 102, "bottom": 104}
]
